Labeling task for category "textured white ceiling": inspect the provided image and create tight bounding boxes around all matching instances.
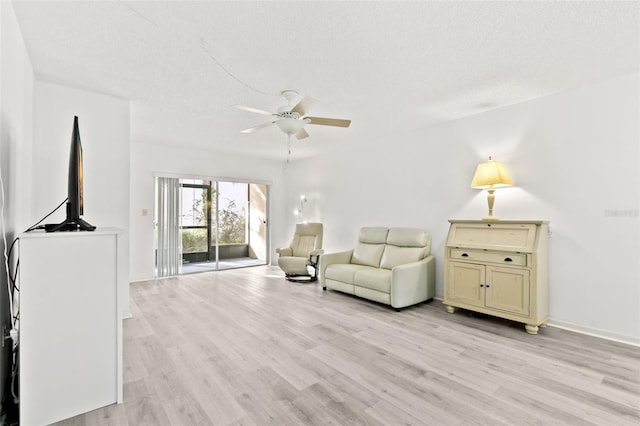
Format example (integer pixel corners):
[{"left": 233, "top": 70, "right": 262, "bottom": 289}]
[{"left": 12, "top": 1, "right": 640, "bottom": 161}]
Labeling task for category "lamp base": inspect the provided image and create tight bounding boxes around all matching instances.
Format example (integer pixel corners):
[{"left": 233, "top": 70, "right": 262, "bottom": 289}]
[{"left": 481, "top": 189, "right": 500, "bottom": 221}]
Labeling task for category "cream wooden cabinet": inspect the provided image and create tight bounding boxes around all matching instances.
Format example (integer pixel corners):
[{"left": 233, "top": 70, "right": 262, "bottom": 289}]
[{"left": 443, "top": 220, "right": 548, "bottom": 334}]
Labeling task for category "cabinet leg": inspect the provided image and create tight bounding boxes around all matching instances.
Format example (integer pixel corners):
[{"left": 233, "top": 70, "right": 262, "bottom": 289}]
[
  {"left": 525, "top": 324, "right": 539, "bottom": 335},
  {"left": 445, "top": 305, "right": 456, "bottom": 314}
]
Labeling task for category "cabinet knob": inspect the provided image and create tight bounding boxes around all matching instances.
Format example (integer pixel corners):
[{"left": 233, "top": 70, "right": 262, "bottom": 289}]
[
  {"left": 461, "top": 253, "right": 469, "bottom": 257},
  {"left": 480, "top": 284, "right": 484, "bottom": 287},
  {"left": 486, "top": 284, "right": 491, "bottom": 288},
  {"left": 504, "top": 257, "right": 512, "bottom": 262}
]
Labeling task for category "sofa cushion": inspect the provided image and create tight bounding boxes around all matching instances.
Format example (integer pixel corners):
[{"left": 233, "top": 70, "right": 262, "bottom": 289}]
[
  {"left": 358, "top": 227, "right": 389, "bottom": 244},
  {"left": 378, "top": 228, "right": 431, "bottom": 269},
  {"left": 278, "top": 256, "right": 310, "bottom": 275},
  {"left": 354, "top": 286, "right": 390, "bottom": 305},
  {"left": 354, "top": 268, "right": 392, "bottom": 293},
  {"left": 325, "top": 279, "right": 355, "bottom": 295},
  {"left": 386, "top": 228, "right": 431, "bottom": 251},
  {"left": 380, "top": 245, "right": 426, "bottom": 270},
  {"left": 324, "top": 264, "right": 371, "bottom": 284},
  {"left": 352, "top": 243, "right": 385, "bottom": 267}
]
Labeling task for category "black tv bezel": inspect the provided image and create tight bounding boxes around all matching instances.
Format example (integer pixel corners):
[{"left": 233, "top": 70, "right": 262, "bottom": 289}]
[{"left": 45, "top": 116, "right": 95, "bottom": 232}]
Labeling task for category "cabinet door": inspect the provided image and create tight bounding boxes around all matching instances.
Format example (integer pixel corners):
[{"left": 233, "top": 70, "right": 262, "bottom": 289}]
[
  {"left": 485, "top": 266, "right": 530, "bottom": 316},
  {"left": 447, "top": 262, "right": 484, "bottom": 308}
]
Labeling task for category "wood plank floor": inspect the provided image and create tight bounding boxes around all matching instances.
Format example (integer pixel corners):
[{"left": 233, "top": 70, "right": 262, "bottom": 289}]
[{"left": 55, "top": 266, "right": 639, "bottom": 425}]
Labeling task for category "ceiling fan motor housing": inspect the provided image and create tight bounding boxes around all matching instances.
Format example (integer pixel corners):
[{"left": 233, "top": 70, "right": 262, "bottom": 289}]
[{"left": 278, "top": 111, "right": 301, "bottom": 119}]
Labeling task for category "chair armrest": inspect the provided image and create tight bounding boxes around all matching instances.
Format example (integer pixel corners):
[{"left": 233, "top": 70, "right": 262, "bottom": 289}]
[
  {"left": 319, "top": 250, "right": 354, "bottom": 288},
  {"left": 308, "top": 249, "right": 324, "bottom": 266},
  {"left": 390, "top": 255, "right": 435, "bottom": 308},
  {"left": 276, "top": 247, "right": 292, "bottom": 257}
]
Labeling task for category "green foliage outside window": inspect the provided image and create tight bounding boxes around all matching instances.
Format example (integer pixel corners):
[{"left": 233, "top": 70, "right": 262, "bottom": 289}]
[
  {"left": 181, "top": 228, "right": 207, "bottom": 254},
  {"left": 180, "top": 185, "right": 247, "bottom": 253},
  {"left": 217, "top": 199, "right": 246, "bottom": 244}
]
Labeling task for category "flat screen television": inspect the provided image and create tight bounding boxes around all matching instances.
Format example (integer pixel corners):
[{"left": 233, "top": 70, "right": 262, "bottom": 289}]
[{"left": 45, "top": 116, "right": 96, "bottom": 232}]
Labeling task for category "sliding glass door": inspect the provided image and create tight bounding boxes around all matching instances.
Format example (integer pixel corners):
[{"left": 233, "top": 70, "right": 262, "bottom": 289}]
[{"left": 155, "top": 177, "right": 269, "bottom": 277}]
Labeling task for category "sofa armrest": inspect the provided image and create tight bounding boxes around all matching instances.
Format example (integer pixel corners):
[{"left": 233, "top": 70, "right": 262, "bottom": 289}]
[
  {"left": 319, "top": 250, "right": 354, "bottom": 289},
  {"left": 390, "top": 255, "right": 435, "bottom": 308},
  {"left": 276, "top": 247, "right": 292, "bottom": 257}
]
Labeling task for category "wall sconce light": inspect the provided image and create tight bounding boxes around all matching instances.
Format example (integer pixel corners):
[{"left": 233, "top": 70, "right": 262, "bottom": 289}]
[
  {"left": 470, "top": 156, "right": 513, "bottom": 221},
  {"left": 294, "top": 195, "right": 307, "bottom": 221}
]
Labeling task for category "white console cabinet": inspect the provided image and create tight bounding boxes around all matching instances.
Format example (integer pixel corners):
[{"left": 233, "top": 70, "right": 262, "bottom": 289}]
[
  {"left": 18, "top": 228, "right": 124, "bottom": 425},
  {"left": 443, "top": 220, "right": 549, "bottom": 334}
]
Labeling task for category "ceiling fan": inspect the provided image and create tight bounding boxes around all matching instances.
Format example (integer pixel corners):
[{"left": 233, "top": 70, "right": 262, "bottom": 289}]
[{"left": 234, "top": 90, "right": 351, "bottom": 140}]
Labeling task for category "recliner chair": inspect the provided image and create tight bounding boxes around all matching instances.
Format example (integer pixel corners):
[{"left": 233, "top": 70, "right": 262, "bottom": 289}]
[{"left": 276, "top": 223, "right": 323, "bottom": 282}]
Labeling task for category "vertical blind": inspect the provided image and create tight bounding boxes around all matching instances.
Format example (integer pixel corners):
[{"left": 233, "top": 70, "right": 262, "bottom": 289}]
[{"left": 156, "top": 177, "right": 181, "bottom": 277}]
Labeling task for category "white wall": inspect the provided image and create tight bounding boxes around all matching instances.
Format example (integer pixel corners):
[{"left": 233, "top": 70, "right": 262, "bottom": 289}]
[
  {"left": 129, "top": 130, "right": 288, "bottom": 282},
  {"left": 0, "top": 2, "right": 35, "bottom": 233},
  {"left": 32, "top": 82, "right": 130, "bottom": 230},
  {"left": 285, "top": 73, "right": 640, "bottom": 343},
  {"left": 0, "top": 0, "right": 34, "bottom": 411},
  {"left": 32, "top": 81, "right": 131, "bottom": 317}
]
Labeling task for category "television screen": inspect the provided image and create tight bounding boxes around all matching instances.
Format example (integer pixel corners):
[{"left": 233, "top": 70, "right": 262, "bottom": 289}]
[{"left": 45, "top": 116, "right": 95, "bottom": 232}]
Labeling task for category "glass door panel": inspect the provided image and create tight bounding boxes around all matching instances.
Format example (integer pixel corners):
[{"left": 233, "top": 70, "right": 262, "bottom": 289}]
[
  {"left": 179, "top": 181, "right": 211, "bottom": 264},
  {"left": 217, "top": 182, "right": 249, "bottom": 262},
  {"left": 249, "top": 183, "right": 268, "bottom": 262}
]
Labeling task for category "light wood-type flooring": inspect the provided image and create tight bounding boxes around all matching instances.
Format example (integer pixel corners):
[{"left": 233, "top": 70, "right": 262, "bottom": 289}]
[{"left": 55, "top": 266, "right": 639, "bottom": 425}]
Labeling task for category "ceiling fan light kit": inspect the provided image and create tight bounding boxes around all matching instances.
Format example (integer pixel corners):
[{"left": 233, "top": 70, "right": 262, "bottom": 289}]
[
  {"left": 275, "top": 116, "right": 310, "bottom": 135},
  {"left": 236, "top": 90, "right": 351, "bottom": 141}
]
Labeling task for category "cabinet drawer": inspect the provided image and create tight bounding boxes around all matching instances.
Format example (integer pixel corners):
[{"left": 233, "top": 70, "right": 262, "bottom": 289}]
[
  {"left": 450, "top": 249, "right": 527, "bottom": 266},
  {"left": 447, "top": 222, "right": 537, "bottom": 252}
]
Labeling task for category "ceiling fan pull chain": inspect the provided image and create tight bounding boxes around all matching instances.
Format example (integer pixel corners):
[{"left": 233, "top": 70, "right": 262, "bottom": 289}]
[{"left": 286, "top": 134, "right": 292, "bottom": 164}]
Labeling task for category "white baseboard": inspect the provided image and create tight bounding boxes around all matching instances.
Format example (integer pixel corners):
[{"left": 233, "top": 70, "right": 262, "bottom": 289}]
[
  {"left": 130, "top": 275, "right": 156, "bottom": 283},
  {"left": 433, "top": 297, "right": 639, "bottom": 347},
  {"left": 546, "top": 319, "right": 639, "bottom": 347}
]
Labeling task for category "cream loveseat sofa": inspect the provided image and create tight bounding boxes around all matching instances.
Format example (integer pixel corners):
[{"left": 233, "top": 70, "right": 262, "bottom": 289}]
[{"left": 320, "top": 227, "right": 435, "bottom": 309}]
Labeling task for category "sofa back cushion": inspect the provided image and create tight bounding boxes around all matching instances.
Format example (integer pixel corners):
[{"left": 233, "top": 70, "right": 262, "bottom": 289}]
[
  {"left": 352, "top": 227, "right": 388, "bottom": 267},
  {"left": 380, "top": 228, "right": 431, "bottom": 270}
]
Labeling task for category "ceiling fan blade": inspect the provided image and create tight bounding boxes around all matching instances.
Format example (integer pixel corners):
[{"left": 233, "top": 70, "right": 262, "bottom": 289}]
[
  {"left": 306, "top": 116, "right": 352, "bottom": 128},
  {"left": 290, "top": 96, "right": 319, "bottom": 116},
  {"left": 240, "top": 121, "right": 274, "bottom": 133},
  {"left": 233, "top": 104, "right": 273, "bottom": 116},
  {"left": 295, "top": 128, "right": 309, "bottom": 140}
]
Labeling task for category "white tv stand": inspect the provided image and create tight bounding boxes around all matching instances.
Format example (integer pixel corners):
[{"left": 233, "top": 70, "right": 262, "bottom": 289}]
[{"left": 18, "top": 228, "right": 124, "bottom": 425}]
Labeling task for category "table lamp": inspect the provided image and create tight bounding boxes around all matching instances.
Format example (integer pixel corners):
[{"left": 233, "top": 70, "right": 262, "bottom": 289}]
[{"left": 470, "top": 156, "right": 513, "bottom": 221}]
